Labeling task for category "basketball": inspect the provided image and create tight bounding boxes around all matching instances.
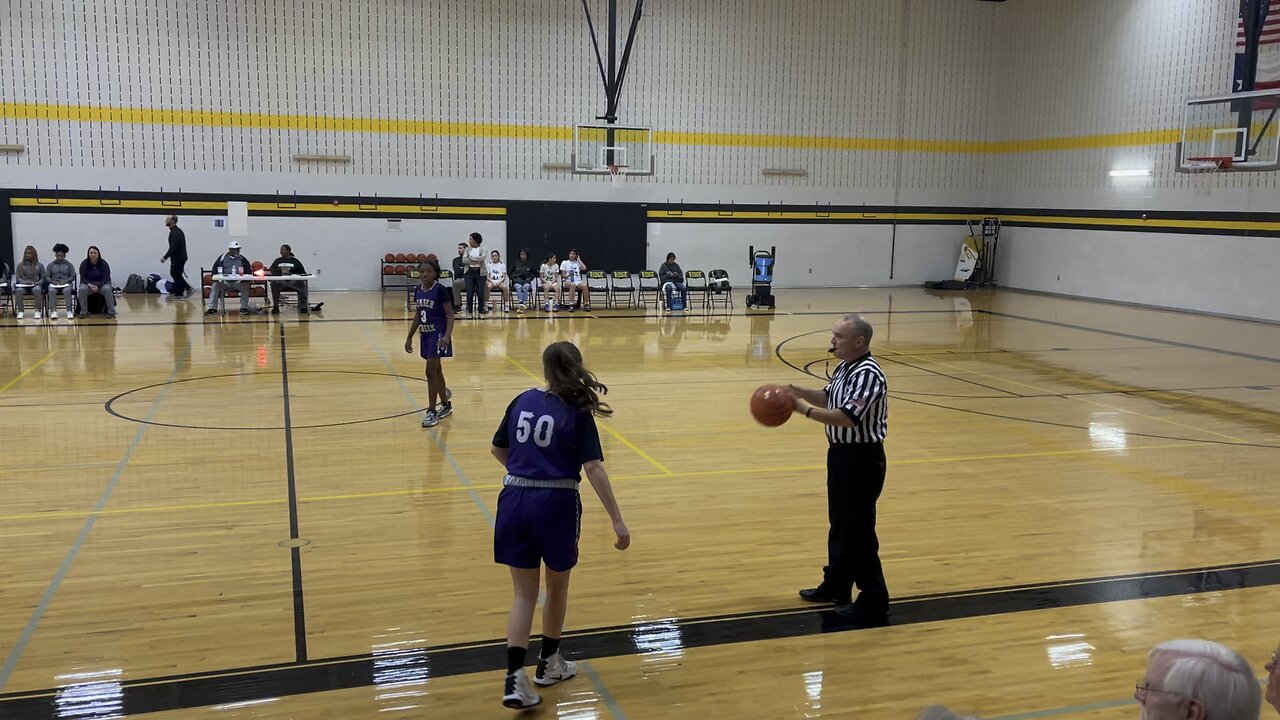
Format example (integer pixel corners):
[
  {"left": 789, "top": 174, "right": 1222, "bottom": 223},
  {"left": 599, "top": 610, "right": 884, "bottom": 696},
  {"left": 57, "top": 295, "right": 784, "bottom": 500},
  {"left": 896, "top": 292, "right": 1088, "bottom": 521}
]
[
  {"left": 424, "top": 253, "right": 438, "bottom": 263},
  {"left": 750, "top": 384, "right": 792, "bottom": 427}
]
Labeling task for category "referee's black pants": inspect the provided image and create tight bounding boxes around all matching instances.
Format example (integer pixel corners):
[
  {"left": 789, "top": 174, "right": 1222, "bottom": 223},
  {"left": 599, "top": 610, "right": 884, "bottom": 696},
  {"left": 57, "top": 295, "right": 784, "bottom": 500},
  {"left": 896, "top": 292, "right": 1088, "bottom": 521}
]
[
  {"left": 464, "top": 270, "right": 484, "bottom": 314},
  {"left": 823, "top": 442, "right": 889, "bottom": 610}
]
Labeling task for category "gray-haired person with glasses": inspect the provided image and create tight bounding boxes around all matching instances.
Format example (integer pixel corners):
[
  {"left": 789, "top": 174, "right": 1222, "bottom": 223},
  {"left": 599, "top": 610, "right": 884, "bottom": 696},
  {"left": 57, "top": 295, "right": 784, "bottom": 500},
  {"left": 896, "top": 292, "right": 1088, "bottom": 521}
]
[
  {"left": 1265, "top": 644, "right": 1279, "bottom": 715},
  {"left": 1135, "top": 639, "right": 1259, "bottom": 720}
]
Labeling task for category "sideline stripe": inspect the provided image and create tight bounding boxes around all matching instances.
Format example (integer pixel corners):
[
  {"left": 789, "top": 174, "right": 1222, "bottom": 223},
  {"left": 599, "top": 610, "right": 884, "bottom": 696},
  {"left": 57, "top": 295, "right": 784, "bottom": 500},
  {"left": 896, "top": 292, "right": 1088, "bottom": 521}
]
[{"left": 0, "top": 351, "right": 56, "bottom": 394}]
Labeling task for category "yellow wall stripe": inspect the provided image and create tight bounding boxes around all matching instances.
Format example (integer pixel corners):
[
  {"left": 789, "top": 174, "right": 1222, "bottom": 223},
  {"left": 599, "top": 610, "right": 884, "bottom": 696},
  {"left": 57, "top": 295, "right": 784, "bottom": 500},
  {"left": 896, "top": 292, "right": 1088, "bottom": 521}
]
[
  {"left": 0, "top": 101, "right": 1183, "bottom": 154},
  {"left": 9, "top": 197, "right": 506, "bottom": 216}
]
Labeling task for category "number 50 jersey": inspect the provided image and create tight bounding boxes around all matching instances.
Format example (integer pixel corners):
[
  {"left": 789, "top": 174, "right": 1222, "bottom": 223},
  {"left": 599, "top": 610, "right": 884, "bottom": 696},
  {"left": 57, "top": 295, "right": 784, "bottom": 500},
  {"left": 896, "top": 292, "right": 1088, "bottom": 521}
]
[{"left": 492, "top": 389, "right": 604, "bottom": 481}]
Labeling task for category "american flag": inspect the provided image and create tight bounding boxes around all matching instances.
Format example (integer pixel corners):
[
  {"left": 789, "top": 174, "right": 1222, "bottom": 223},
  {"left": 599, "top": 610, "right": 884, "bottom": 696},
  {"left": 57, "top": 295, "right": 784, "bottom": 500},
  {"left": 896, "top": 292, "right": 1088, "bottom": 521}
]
[{"left": 1236, "top": 0, "right": 1280, "bottom": 91}]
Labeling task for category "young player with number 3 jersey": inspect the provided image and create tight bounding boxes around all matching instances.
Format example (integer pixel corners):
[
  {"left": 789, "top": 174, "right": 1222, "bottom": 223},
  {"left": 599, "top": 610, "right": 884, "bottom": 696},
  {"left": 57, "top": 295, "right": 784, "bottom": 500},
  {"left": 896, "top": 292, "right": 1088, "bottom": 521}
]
[
  {"left": 404, "top": 258, "right": 454, "bottom": 428},
  {"left": 490, "top": 341, "right": 630, "bottom": 709}
]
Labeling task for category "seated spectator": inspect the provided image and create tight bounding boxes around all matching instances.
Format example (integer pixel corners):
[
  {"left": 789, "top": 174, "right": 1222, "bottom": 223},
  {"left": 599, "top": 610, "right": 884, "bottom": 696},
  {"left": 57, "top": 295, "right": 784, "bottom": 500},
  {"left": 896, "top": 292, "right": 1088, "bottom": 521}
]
[
  {"left": 13, "top": 245, "right": 46, "bottom": 320},
  {"left": 206, "top": 240, "right": 253, "bottom": 316},
  {"left": 1264, "top": 640, "right": 1278, "bottom": 715},
  {"left": 658, "top": 252, "right": 688, "bottom": 309},
  {"left": 451, "top": 242, "right": 467, "bottom": 310},
  {"left": 560, "top": 249, "right": 588, "bottom": 311},
  {"left": 268, "top": 244, "right": 309, "bottom": 315},
  {"left": 485, "top": 249, "right": 512, "bottom": 313},
  {"left": 78, "top": 245, "right": 117, "bottom": 318},
  {"left": 46, "top": 243, "right": 77, "bottom": 320},
  {"left": 539, "top": 253, "right": 561, "bottom": 312},
  {"left": 510, "top": 249, "right": 535, "bottom": 312},
  {"left": 1137, "top": 639, "right": 1259, "bottom": 720}
]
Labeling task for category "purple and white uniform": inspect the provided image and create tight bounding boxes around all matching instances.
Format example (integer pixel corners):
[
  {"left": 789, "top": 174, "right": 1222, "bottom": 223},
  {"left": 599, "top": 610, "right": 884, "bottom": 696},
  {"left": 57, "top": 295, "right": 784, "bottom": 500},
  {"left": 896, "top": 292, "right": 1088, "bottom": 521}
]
[
  {"left": 414, "top": 282, "right": 453, "bottom": 359},
  {"left": 492, "top": 389, "right": 604, "bottom": 571}
]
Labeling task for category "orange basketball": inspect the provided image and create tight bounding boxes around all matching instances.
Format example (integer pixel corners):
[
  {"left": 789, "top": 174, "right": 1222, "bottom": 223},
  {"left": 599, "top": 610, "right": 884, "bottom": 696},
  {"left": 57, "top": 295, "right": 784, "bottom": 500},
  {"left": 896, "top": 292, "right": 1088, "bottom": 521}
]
[
  {"left": 750, "top": 384, "right": 792, "bottom": 427},
  {"left": 424, "top": 253, "right": 438, "bottom": 264},
  {"left": 395, "top": 253, "right": 408, "bottom": 263},
  {"left": 384, "top": 253, "right": 395, "bottom": 263}
]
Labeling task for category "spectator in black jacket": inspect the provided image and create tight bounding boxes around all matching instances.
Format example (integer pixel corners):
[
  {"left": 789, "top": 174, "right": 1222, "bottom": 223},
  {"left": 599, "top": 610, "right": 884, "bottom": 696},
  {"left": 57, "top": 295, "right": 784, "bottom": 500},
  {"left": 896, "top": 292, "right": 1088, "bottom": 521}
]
[
  {"left": 451, "top": 242, "right": 467, "bottom": 311},
  {"left": 161, "top": 215, "right": 193, "bottom": 298},
  {"left": 268, "top": 244, "right": 309, "bottom": 315}
]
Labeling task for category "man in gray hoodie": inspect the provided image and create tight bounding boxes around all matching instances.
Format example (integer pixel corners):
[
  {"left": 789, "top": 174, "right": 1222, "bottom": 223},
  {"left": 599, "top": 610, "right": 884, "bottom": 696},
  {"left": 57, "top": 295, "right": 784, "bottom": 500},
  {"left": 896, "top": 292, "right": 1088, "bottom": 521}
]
[{"left": 45, "top": 243, "right": 77, "bottom": 320}]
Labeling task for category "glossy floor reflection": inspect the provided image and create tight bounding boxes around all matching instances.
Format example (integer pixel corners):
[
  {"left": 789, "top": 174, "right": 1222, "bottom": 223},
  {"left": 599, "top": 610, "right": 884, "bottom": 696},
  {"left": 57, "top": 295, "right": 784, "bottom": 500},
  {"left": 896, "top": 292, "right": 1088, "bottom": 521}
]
[{"left": 1, "top": 288, "right": 1278, "bottom": 719}]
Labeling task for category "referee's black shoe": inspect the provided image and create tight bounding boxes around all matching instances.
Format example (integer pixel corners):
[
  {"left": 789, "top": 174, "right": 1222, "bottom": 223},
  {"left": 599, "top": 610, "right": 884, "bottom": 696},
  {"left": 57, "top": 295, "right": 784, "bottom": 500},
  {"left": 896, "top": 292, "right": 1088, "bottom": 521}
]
[
  {"left": 833, "top": 602, "right": 889, "bottom": 628},
  {"left": 798, "top": 587, "right": 850, "bottom": 604}
]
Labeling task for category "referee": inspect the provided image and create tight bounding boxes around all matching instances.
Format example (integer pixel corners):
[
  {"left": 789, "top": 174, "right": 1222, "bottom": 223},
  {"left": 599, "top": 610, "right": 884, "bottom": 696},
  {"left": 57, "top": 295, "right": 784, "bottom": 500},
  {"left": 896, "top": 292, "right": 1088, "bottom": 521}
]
[{"left": 787, "top": 314, "right": 890, "bottom": 627}]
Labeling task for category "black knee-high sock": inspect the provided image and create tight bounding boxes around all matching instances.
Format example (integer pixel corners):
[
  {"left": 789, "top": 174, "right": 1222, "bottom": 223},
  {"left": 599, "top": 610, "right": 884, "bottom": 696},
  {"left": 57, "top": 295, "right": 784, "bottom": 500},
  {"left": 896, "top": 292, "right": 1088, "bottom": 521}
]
[
  {"left": 540, "top": 636, "right": 560, "bottom": 659},
  {"left": 507, "top": 646, "right": 526, "bottom": 674}
]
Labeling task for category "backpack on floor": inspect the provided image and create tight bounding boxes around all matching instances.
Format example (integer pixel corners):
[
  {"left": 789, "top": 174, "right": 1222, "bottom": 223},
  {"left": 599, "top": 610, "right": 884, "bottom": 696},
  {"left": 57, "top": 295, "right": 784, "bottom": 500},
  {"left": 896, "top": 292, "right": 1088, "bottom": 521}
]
[
  {"left": 124, "top": 274, "right": 146, "bottom": 293},
  {"left": 145, "top": 273, "right": 162, "bottom": 293}
]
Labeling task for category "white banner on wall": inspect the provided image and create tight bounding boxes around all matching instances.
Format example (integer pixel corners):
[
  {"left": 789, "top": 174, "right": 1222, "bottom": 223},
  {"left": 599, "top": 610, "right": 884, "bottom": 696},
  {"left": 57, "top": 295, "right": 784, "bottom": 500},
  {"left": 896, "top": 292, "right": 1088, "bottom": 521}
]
[{"left": 226, "top": 201, "right": 249, "bottom": 237}]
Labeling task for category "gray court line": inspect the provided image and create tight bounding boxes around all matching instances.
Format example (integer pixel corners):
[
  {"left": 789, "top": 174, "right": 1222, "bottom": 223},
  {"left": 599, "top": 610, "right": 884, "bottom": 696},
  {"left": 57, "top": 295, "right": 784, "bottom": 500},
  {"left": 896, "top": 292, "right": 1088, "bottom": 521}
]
[
  {"left": 0, "top": 346, "right": 191, "bottom": 692},
  {"left": 581, "top": 660, "right": 628, "bottom": 720},
  {"left": 987, "top": 697, "right": 1132, "bottom": 720},
  {"left": 359, "top": 327, "right": 493, "bottom": 524}
]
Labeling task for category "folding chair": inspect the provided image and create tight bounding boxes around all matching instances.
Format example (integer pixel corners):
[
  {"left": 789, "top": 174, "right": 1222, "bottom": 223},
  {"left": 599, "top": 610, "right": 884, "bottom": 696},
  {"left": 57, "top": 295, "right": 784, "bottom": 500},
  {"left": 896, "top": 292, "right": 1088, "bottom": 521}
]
[
  {"left": 0, "top": 278, "right": 11, "bottom": 318},
  {"left": 609, "top": 271, "right": 636, "bottom": 308},
  {"left": 405, "top": 267, "right": 421, "bottom": 309},
  {"left": 586, "top": 270, "right": 610, "bottom": 309},
  {"left": 636, "top": 270, "right": 660, "bottom": 310},
  {"left": 684, "top": 270, "right": 710, "bottom": 309},
  {"left": 706, "top": 269, "right": 733, "bottom": 310}
]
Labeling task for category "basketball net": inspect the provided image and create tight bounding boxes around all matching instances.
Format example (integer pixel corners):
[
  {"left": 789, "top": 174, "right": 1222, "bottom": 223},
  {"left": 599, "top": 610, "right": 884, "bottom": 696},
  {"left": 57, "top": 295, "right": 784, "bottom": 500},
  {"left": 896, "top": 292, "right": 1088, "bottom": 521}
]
[
  {"left": 1185, "top": 157, "right": 1229, "bottom": 197},
  {"left": 608, "top": 164, "right": 629, "bottom": 186}
]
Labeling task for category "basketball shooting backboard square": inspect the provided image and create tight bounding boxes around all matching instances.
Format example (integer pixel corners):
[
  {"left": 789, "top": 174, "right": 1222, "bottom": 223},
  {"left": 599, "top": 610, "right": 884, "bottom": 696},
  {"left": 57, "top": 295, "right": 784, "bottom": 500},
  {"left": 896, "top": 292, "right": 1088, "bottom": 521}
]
[
  {"left": 1178, "top": 89, "right": 1280, "bottom": 172},
  {"left": 573, "top": 124, "right": 654, "bottom": 175}
]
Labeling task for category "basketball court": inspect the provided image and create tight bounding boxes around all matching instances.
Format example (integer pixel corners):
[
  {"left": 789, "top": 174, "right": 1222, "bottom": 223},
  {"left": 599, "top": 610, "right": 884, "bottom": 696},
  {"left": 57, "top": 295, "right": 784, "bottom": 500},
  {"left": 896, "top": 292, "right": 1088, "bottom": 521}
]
[
  {"left": 1, "top": 287, "right": 1279, "bottom": 718},
  {"left": 4, "top": 0, "right": 1280, "bottom": 718}
]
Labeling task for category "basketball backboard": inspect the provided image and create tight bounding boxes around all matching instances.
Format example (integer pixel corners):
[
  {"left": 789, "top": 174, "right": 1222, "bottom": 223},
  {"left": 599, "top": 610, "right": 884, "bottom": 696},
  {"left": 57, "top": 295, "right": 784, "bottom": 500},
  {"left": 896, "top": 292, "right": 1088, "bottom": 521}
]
[
  {"left": 573, "top": 124, "right": 654, "bottom": 175},
  {"left": 1177, "top": 89, "right": 1280, "bottom": 172}
]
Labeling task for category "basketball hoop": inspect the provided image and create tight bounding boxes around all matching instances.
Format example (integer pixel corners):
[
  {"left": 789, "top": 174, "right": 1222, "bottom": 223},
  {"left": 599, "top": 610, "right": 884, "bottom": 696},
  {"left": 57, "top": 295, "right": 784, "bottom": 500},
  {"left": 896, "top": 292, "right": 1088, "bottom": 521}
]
[
  {"left": 608, "top": 164, "right": 630, "bottom": 186},
  {"left": 1185, "top": 156, "right": 1233, "bottom": 172}
]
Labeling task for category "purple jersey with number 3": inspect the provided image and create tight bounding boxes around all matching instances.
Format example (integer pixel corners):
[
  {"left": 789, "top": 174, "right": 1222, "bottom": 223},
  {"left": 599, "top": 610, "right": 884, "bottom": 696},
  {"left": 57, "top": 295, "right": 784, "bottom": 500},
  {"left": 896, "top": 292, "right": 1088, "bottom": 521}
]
[
  {"left": 493, "top": 389, "right": 604, "bottom": 481},
  {"left": 414, "top": 282, "right": 450, "bottom": 331}
]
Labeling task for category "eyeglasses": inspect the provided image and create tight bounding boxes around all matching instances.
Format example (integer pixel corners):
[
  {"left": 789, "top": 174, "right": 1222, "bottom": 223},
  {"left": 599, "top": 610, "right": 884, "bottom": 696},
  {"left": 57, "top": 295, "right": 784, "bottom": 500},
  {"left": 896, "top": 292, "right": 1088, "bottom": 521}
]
[{"left": 1135, "top": 681, "right": 1185, "bottom": 703}]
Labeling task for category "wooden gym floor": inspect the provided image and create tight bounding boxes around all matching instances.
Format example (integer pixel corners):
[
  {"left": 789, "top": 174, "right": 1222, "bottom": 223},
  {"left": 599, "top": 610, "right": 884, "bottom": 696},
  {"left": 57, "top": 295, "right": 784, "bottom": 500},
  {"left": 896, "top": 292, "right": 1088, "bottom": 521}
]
[{"left": 0, "top": 287, "right": 1278, "bottom": 719}]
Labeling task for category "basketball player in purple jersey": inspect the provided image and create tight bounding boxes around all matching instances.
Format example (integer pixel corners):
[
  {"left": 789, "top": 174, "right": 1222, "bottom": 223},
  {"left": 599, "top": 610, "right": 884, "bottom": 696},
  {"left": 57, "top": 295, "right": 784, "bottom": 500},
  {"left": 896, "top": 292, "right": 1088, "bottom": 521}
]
[
  {"left": 404, "top": 259, "right": 454, "bottom": 428},
  {"left": 491, "top": 342, "right": 630, "bottom": 709}
]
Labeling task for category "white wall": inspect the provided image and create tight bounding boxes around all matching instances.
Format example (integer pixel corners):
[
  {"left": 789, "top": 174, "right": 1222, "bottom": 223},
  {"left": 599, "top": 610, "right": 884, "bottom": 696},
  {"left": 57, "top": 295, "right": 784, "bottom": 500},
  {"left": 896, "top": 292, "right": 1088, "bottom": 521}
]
[
  {"left": 0, "top": 0, "right": 997, "bottom": 203},
  {"left": 996, "top": 226, "right": 1280, "bottom": 322},
  {"left": 646, "top": 223, "right": 962, "bottom": 288},
  {"left": 10, "top": 214, "right": 505, "bottom": 291},
  {"left": 988, "top": 0, "right": 1280, "bottom": 319}
]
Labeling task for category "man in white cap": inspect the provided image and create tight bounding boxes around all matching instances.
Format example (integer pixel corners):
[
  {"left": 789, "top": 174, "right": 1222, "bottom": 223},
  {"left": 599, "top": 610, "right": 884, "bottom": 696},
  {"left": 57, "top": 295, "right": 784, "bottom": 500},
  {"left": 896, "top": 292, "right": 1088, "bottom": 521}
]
[{"left": 206, "top": 240, "right": 254, "bottom": 315}]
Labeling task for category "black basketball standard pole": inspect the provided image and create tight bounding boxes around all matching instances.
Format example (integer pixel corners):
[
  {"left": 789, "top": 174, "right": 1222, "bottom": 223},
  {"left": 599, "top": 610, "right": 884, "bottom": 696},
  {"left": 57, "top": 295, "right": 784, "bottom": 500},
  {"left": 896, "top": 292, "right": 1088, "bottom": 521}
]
[
  {"left": 581, "top": 0, "right": 645, "bottom": 163},
  {"left": 1237, "top": 0, "right": 1270, "bottom": 155}
]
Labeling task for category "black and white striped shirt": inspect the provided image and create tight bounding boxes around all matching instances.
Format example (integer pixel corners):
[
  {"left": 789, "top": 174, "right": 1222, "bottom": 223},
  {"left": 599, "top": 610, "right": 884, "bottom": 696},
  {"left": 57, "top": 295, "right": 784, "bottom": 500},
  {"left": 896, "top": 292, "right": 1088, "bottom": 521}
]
[{"left": 824, "top": 353, "right": 888, "bottom": 444}]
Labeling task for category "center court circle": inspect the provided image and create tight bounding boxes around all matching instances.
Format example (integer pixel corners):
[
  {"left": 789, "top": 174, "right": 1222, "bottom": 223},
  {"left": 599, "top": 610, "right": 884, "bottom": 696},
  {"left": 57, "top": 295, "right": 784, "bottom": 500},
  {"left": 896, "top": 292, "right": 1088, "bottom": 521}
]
[{"left": 104, "top": 370, "right": 431, "bottom": 431}]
